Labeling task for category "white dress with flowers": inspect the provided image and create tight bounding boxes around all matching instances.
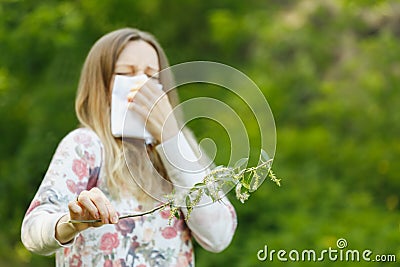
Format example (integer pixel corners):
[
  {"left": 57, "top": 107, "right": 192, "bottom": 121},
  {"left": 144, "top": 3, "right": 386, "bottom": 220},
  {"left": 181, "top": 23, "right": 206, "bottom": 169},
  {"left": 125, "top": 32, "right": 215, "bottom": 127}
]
[{"left": 21, "top": 128, "right": 237, "bottom": 267}]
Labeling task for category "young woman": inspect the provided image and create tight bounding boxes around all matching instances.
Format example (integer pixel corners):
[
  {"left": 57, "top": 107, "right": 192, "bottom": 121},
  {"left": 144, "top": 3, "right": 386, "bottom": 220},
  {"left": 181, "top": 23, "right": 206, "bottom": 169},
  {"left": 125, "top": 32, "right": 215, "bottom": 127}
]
[{"left": 21, "top": 28, "right": 237, "bottom": 266}]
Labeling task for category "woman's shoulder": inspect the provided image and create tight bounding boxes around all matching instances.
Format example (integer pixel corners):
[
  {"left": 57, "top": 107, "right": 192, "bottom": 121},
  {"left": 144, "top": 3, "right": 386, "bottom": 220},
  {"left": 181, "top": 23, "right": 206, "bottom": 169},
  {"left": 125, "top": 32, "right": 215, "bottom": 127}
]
[{"left": 60, "top": 127, "right": 103, "bottom": 149}]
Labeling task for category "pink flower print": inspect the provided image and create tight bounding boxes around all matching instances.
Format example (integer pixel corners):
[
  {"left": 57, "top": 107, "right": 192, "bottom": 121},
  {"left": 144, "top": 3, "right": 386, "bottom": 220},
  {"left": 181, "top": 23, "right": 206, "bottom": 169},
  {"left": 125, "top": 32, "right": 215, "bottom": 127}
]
[
  {"left": 103, "top": 259, "right": 113, "bottom": 267},
  {"left": 76, "top": 181, "right": 87, "bottom": 194},
  {"left": 75, "top": 234, "right": 85, "bottom": 250},
  {"left": 137, "top": 264, "right": 147, "bottom": 267},
  {"left": 115, "top": 218, "right": 135, "bottom": 236},
  {"left": 63, "top": 247, "right": 71, "bottom": 257},
  {"left": 66, "top": 179, "right": 77, "bottom": 193},
  {"left": 69, "top": 254, "right": 82, "bottom": 267},
  {"left": 83, "top": 151, "right": 96, "bottom": 168},
  {"left": 175, "top": 252, "right": 189, "bottom": 267},
  {"left": 100, "top": 233, "right": 120, "bottom": 254},
  {"left": 185, "top": 250, "right": 193, "bottom": 265},
  {"left": 131, "top": 235, "right": 140, "bottom": 249},
  {"left": 66, "top": 180, "right": 87, "bottom": 194},
  {"left": 25, "top": 200, "right": 40, "bottom": 215},
  {"left": 114, "top": 259, "right": 127, "bottom": 267},
  {"left": 185, "top": 249, "right": 193, "bottom": 262},
  {"left": 173, "top": 218, "right": 185, "bottom": 232},
  {"left": 161, "top": 226, "right": 177, "bottom": 239},
  {"left": 73, "top": 132, "right": 92, "bottom": 147},
  {"left": 160, "top": 209, "right": 171, "bottom": 219},
  {"left": 86, "top": 167, "right": 100, "bottom": 191},
  {"left": 72, "top": 159, "right": 89, "bottom": 180}
]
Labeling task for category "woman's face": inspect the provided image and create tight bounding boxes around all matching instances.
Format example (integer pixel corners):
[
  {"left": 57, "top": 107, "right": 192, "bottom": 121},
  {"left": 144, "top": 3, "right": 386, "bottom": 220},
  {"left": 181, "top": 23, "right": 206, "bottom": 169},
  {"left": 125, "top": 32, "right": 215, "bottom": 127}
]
[{"left": 112, "top": 40, "right": 160, "bottom": 87}]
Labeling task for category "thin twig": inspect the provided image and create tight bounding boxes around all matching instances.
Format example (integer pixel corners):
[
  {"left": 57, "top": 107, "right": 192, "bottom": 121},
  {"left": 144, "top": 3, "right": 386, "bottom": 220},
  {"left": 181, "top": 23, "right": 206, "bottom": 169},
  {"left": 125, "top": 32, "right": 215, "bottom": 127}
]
[
  {"left": 68, "top": 202, "right": 170, "bottom": 224},
  {"left": 236, "top": 158, "right": 272, "bottom": 176}
]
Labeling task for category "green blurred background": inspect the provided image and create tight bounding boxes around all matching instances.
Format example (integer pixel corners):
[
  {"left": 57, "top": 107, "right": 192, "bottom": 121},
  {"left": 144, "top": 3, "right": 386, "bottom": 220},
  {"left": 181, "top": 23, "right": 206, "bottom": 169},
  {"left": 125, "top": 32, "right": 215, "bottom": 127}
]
[{"left": 1, "top": 0, "right": 399, "bottom": 266}]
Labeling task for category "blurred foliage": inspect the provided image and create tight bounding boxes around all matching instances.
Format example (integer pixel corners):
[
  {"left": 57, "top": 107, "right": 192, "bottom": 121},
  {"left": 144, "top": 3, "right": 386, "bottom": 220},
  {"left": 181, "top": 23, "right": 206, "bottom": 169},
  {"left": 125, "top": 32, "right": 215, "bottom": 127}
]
[{"left": 1, "top": 0, "right": 399, "bottom": 266}]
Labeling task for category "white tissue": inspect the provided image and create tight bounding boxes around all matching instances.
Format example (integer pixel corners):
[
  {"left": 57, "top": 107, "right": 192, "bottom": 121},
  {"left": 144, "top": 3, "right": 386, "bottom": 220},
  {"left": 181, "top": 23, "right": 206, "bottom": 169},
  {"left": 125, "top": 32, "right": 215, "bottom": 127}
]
[{"left": 111, "top": 74, "right": 162, "bottom": 142}]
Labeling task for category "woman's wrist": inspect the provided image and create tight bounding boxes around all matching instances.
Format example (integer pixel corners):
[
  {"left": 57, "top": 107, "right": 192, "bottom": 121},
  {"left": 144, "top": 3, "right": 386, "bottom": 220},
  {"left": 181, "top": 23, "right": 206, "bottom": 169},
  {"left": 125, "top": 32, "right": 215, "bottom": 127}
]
[
  {"left": 55, "top": 214, "right": 80, "bottom": 245},
  {"left": 158, "top": 123, "right": 180, "bottom": 143},
  {"left": 155, "top": 132, "right": 206, "bottom": 186}
]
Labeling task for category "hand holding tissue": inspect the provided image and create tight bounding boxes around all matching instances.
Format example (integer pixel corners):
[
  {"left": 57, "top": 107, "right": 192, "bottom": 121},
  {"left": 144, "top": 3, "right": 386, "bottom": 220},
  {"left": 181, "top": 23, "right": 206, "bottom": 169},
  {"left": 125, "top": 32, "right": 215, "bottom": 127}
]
[{"left": 111, "top": 74, "right": 162, "bottom": 142}]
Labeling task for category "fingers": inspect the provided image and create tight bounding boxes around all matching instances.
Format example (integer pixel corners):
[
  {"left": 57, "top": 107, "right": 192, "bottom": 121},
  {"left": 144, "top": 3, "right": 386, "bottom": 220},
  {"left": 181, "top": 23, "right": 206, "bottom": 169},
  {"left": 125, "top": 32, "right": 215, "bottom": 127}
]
[
  {"left": 132, "top": 91, "right": 155, "bottom": 113},
  {"left": 68, "top": 201, "right": 83, "bottom": 215},
  {"left": 142, "top": 78, "right": 163, "bottom": 94},
  {"left": 131, "top": 79, "right": 164, "bottom": 104},
  {"left": 76, "top": 188, "right": 118, "bottom": 224},
  {"left": 127, "top": 90, "right": 139, "bottom": 102},
  {"left": 130, "top": 84, "right": 171, "bottom": 119},
  {"left": 129, "top": 91, "right": 165, "bottom": 128},
  {"left": 77, "top": 190, "right": 100, "bottom": 220},
  {"left": 127, "top": 79, "right": 179, "bottom": 142},
  {"left": 129, "top": 102, "right": 153, "bottom": 124},
  {"left": 127, "top": 79, "right": 159, "bottom": 101}
]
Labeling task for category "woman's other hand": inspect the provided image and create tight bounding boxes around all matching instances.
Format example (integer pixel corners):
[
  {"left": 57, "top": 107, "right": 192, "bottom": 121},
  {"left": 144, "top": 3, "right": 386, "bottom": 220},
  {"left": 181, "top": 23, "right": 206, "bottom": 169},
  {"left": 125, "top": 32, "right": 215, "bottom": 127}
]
[{"left": 128, "top": 79, "right": 180, "bottom": 143}]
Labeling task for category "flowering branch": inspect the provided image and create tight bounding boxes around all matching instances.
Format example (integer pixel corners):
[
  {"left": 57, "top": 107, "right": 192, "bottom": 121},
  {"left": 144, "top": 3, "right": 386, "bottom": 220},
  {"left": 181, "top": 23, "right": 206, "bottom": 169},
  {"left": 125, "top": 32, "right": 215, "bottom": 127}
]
[
  {"left": 168, "top": 149, "right": 281, "bottom": 222},
  {"left": 69, "top": 149, "right": 281, "bottom": 224}
]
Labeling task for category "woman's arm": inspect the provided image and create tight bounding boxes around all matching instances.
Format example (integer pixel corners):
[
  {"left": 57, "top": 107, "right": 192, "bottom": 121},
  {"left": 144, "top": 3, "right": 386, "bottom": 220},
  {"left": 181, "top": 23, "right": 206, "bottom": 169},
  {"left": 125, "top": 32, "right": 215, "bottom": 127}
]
[
  {"left": 21, "top": 128, "right": 103, "bottom": 255},
  {"left": 130, "top": 81, "right": 237, "bottom": 251},
  {"left": 156, "top": 132, "right": 237, "bottom": 253}
]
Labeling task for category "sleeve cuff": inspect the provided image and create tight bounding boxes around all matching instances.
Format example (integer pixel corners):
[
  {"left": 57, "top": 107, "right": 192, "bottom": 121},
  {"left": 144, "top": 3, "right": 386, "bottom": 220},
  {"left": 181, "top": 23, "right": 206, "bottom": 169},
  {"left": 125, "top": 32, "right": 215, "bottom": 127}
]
[
  {"left": 155, "top": 132, "right": 208, "bottom": 188},
  {"left": 48, "top": 213, "right": 77, "bottom": 250}
]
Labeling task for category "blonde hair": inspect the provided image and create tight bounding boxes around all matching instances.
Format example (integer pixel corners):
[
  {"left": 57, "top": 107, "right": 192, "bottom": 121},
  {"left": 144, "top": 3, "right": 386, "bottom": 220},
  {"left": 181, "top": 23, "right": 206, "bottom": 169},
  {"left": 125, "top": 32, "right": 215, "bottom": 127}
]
[{"left": 75, "top": 28, "right": 179, "bottom": 203}]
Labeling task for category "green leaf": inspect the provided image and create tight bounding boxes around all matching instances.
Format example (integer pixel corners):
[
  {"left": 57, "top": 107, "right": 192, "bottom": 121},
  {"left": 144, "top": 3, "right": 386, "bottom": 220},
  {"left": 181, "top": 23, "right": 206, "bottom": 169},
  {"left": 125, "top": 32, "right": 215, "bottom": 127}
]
[
  {"left": 193, "top": 182, "right": 205, "bottom": 188},
  {"left": 185, "top": 195, "right": 191, "bottom": 208},
  {"left": 204, "top": 187, "right": 210, "bottom": 197},
  {"left": 241, "top": 180, "right": 251, "bottom": 190},
  {"left": 174, "top": 210, "right": 180, "bottom": 219}
]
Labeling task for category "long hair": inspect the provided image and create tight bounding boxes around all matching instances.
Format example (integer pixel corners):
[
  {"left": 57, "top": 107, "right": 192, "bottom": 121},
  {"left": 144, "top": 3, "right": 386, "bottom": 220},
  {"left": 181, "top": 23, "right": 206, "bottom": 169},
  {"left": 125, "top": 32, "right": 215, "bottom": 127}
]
[{"left": 75, "top": 28, "right": 180, "bottom": 203}]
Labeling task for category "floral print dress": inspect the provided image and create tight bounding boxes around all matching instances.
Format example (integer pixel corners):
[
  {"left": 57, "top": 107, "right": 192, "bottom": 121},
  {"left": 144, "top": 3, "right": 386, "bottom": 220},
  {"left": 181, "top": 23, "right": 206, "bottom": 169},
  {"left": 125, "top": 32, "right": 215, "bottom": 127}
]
[{"left": 21, "top": 128, "right": 237, "bottom": 267}]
